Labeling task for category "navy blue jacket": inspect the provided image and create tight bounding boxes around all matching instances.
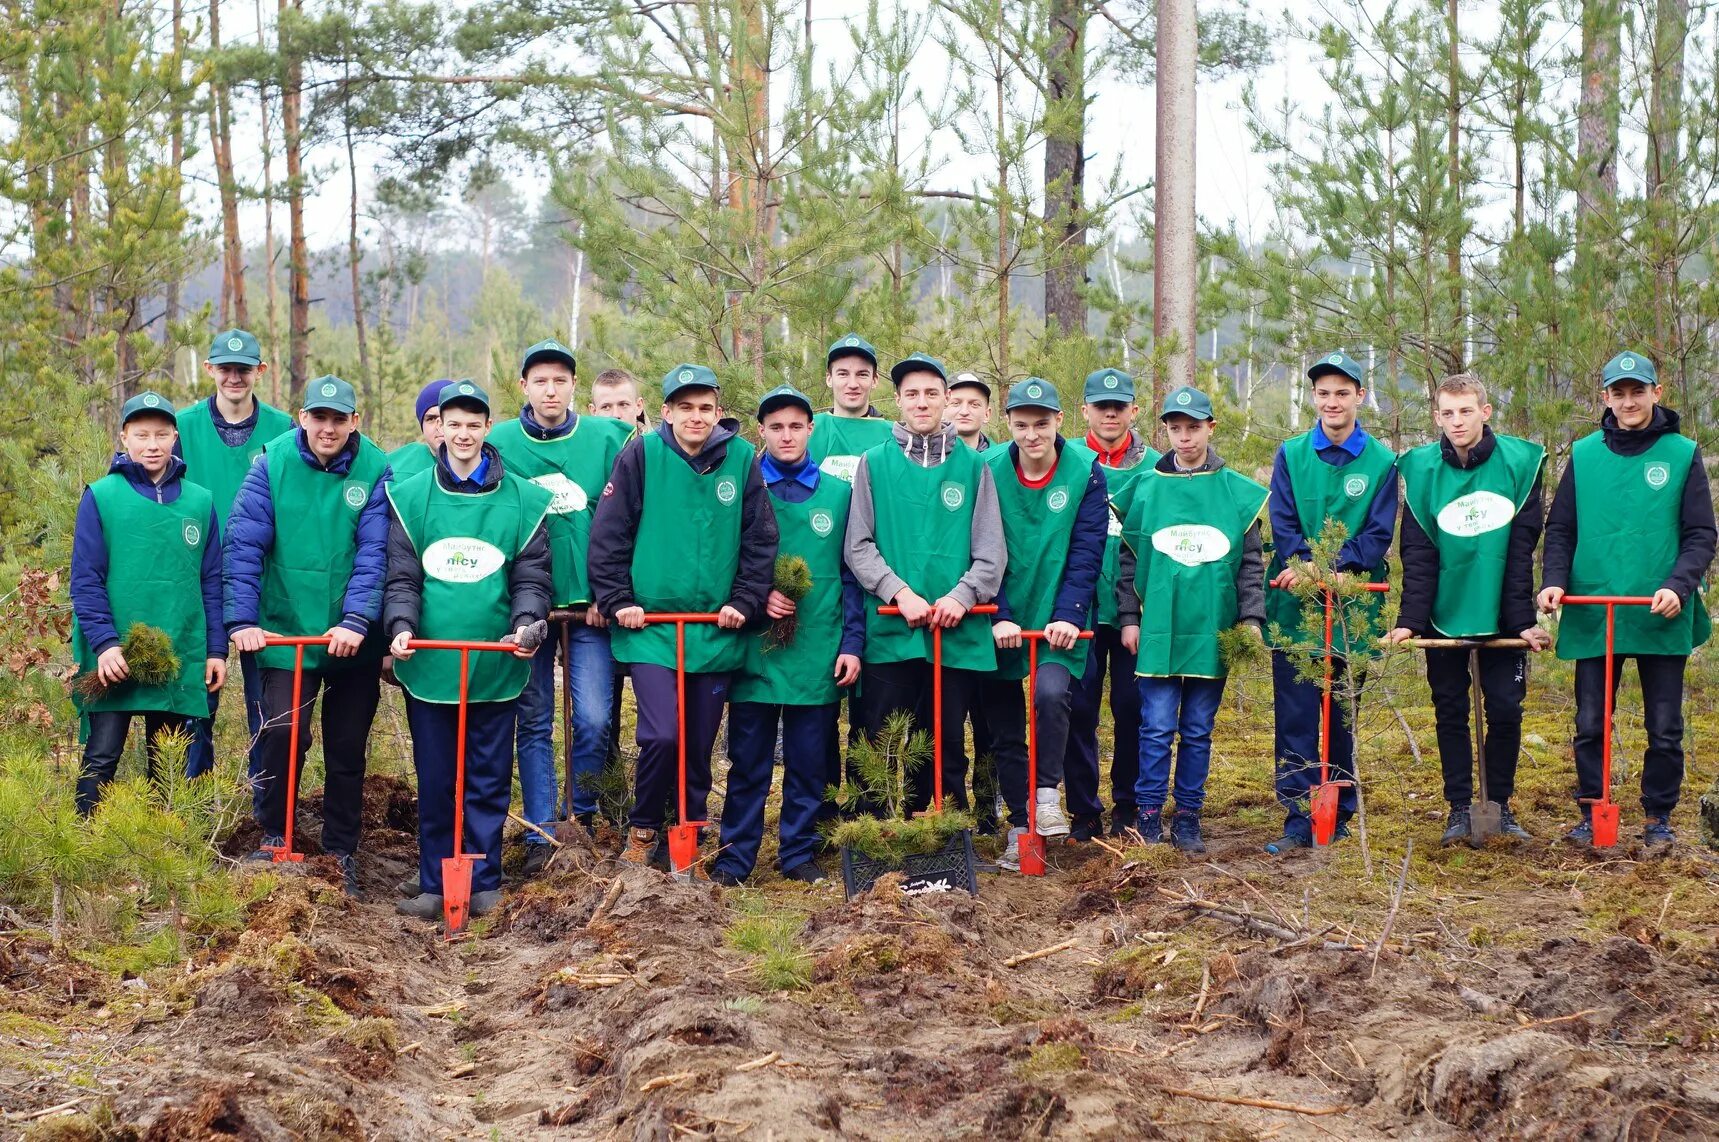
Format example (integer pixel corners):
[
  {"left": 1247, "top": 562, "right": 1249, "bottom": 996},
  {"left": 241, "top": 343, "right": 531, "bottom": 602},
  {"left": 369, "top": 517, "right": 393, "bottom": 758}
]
[
  {"left": 71, "top": 454, "right": 226, "bottom": 658},
  {"left": 223, "top": 428, "right": 392, "bottom": 637},
  {"left": 1267, "top": 424, "right": 1398, "bottom": 573},
  {"left": 993, "top": 439, "right": 1109, "bottom": 629},
  {"left": 760, "top": 453, "right": 865, "bottom": 657}
]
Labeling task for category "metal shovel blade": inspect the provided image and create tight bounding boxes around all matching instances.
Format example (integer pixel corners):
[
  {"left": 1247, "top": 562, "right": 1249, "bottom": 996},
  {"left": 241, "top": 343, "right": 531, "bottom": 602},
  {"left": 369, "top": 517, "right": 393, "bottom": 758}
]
[
  {"left": 265, "top": 843, "right": 305, "bottom": 864},
  {"left": 1590, "top": 801, "right": 1621, "bottom": 848},
  {"left": 441, "top": 856, "right": 472, "bottom": 937},
  {"left": 1018, "top": 832, "right": 1046, "bottom": 877},
  {"left": 667, "top": 823, "right": 701, "bottom": 881},
  {"left": 1310, "top": 784, "right": 1341, "bottom": 846},
  {"left": 1468, "top": 799, "right": 1503, "bottom": 847}
]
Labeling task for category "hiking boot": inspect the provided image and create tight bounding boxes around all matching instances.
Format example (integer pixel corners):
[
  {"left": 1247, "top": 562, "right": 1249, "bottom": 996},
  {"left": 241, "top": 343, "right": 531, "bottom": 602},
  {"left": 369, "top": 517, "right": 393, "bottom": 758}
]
[
  {"left": 469, "top": 889, "right": 503, "bottom": 918},
  {"left": 246, "top": 834, "right": 284, "bottom": 862},
  {"left": 396, "top": 874, "right": 421, "bottom": 899},
  {"left": 1498, "top": 805, "right": 1532, "bottom": 840},
  {"left": 1441, "top": 805, "right": 1471, "bottom": 847},
  {"left": 710, "top": 868, "right": 745, "bottom": 888},
  {"left": 396, "top": 892, "right": 444, "bottom": 921},
  {"left": 999, "top": 826, "right": 1026, "bottom": 872},
  {"left": 1034, "top": 789, "right": 1071, "bottom": 838},
  {"left": 1109, "top": 810, "right": 1136, "bottom": 838},
  {"left": 1565, "top": 815, "right": 1594, "bottom": 846},
  {"left": 1132, "top": 808, "right": 1165, "bottom": 845},
  {"left": 335, "top": 852, "right": 360, "bottom": 896},
  {"left": 781, "top": 862, "right": 825, "bottom": 885},
  {"left": 1264, "top": 831, "right": 1311, "bottom": 856},
  {"left": 519, "top": 843, "right": 553, "bottom": 879},
  {"left": 1070, "top": 814, "right": 1104, "bottom": 843},
  {"left": 621, "top": 828, "right": 658, "bottom": 866},
  {"left": 574, "top": 811, "right": 596, "bottom": 833},
  {"left": 1643, "top": 816, "right": 1675, "bottom": 852},
  {"left": 1169, "top": 810, "right": 1206, "bottom": 855}
]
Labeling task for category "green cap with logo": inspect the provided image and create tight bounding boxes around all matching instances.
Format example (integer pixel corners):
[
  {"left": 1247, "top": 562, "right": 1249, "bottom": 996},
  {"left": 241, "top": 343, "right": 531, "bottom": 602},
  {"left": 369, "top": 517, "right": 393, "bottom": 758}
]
[
  {"left": 1307, "top": 350, "right": 1366, "bottom": 386},
  {"left": 757, "top": 383, "right": 814, "bottom": 420},
  {"left": 889, "top": 351, "right": 947, "bottom": 387},
  {"left": 1005, "top": 378, "right": 1062, "bottom": 413},
  {"left": 520, "top": 338, "right": 576, "bottom": 377},
  {"left": 662, "top": 363, "right": 720, "bottom": 400},
  {"left": 1083, "top": 367, "right": 1135, "bottom": 404},
  {"left": 207, "top": 328, "right": 262, "bottom": 367},
  {"left": 826, "top": 333, "right": 878, "bottom": 369},
  {"left": 1601, "top": 349, "right": 1658, "bottom": 387},
  {"left": 1159, "top": 384, "right": 1215, "bottom": 422},
  {"left": 120, "top": 390, "right": 177, "bottom": 425},
  {"left": 302, "top": 375, "right": 357, "bottom": 415},
  {"left": 439, "top": 380, "right": 491, "bottom": 415}
]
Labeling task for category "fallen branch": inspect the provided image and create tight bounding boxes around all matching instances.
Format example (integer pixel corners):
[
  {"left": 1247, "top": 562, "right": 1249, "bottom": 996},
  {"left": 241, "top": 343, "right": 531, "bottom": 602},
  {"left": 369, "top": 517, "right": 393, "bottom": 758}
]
[
  {"left": 640, "top": 1071, "right": 699, "bottom": 1092},
  {"left": 1392, "top": 706, "right": 1425, "bottom": 768},
  {"left": 1155, "top": 1086, "right": 1350, "bottom": 1116},
  {"left": 587, "top": 878, "right": 625, "bottom": 928},
  {"left": 1159, "top": 888, "right": 1366, "bottom": 951},
  {"left": 1459, "top": 986, "right": 1515, "bottom": 1018},
  {"left": 509, "top": 813, "right": 563, "bottom": 847},
  {"left": 9, "top": 1098, "right": 88, "bottom": 1122},
  {"left": 734, "top": 1051, "right": 780, "bottom": 1072},
  {"left": 1004, "top": 938, "right": 1079, "bottom": 968},
  {"left": 1191, "top": 963, "right": 1212, "bottom": 1021},
  {"left": 1518, "top": 1008, "right": 1600, "bottom": 1029},
  {"left": 1371, "top": 842, "right": 1413, "bottom": 980}
]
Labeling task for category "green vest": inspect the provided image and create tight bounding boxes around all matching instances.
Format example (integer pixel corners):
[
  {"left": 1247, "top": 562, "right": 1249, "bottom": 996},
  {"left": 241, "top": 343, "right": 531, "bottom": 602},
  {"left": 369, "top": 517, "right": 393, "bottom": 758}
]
[
  {"left": 733, "top": 475, "right": 851, "bottom": 705},
  {"left": 254, "top": 430, "right": 389, "bottom": 672},
  {"left": 1557, "top": 431, "right": 1711, "bottom": 660},
  {"left": 384, "top": 467, "right": 552, "bottom": 704},
  {"left": 71, "top": 475, "right": 214, "bottom": 719},
  {"left": 177, "top": 397, "right": 293, "bottom": 529},
  {"left": 986, "top": 441, "right": 1097, "bottom": 680},
  {"left": 487, "top": 414, "right": 631, "bottom": 608},
  {"left": 809, "top": 413, "right": 894, "bottom": 484},
  {"left": 1094, "top": 445, "right": 1160, "bottom": 628},
  {"left": 1116, "top": 466, "right": 1268, "bottom": 679},
  {"left": 1398, "top": 433, "right": 1544, "bottom": 637},
  {"left": 609, "top": 434, "right": 754, "bottom": 673},
  {"left": 861, "top": 441, "right": 996, "bottom": 672},
  {"left": 1265, "top": 431, "right": 1396, "bottom": 656},
  {"left": 386, "top": 440, "right": 435, "bottom": 483}
]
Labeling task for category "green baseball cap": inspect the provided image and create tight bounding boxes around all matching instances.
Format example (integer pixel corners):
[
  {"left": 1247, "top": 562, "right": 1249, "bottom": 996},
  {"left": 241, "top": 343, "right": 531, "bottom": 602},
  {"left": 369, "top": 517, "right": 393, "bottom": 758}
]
[
  {"left": 1601, "top": 349, "right": 1658, "bottom": 387},
  {"left": 826, "top": 333, "right": 878, "bottom": 369},
  {"left": 889, "top": 352, "right": 947, "bottom": 387},
  {"left": 1307, "top": 349, "right": 1366, "bottom": 386},
  {"left": 1083, "top": 368, "right": 1135, "bottom": 404},
  {"left": 120, "top": 390, "right": 176, "bottom": 425},
  {"left": 757, "top": 383, "right": 814, "bottom": 420},
  {"left": 1159, "top": 384, "right": 1215, "bottom": 422},
  {"left": 439, "top": 380, "right": 491, "bottom": 415},
  {"left": 1005, "top": 378, "right": 1062, "bottom": 413},
  {"left": 662, "top": 363, "right": 721, "bottom": 400},
  {"left": 520, "top": 338, "right": 576, "bottom": 377},
  {"left": 302, "top": 375, "right": 357, "bottom": 415},
  {"left": 207, "top": 328, "right": 262, "bottom": 367},
  {"left": 950, "top": 371, "right": 992, "bottom": 399}
]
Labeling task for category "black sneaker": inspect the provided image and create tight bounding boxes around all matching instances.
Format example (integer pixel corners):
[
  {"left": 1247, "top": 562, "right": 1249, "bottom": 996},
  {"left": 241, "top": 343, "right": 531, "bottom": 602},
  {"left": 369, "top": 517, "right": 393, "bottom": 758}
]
[
  {"left": 1169, "top": 810, "right": 1206, "bottom": 855},
  {"left": 1264, "top": 831, "right": 1311, "bottom": 855},
  {"left": 1498, "top": 805, "right": 1531, "bottom": 840},
  {"left": 396, "top": 892, "right": 444, "bottom": 920},
  {"left": 1109, "top": 810, "right": 1136, "bottom": 838},
  {"left": 1441, "top": 805, "right": 1471, "bottom": 847},
  {"left": 1644, "top": 816, "right": 1675, "bottom": 851},
  {"left": 335, "top": 852, "right": 360, "bottom": 896},
  {"left": 520, "top": 843, "right": 553, "bottom": 879},
  {"left": 710, "top": 868, "right": 745, "bottom": 888},
  {"left": 1132, "top": 808, "right": 1165, "bottom": 844},
  {"left": 1565, "top": 816, "right": 1594, "bottom": 845},
  {"left": 1070, "top": 814, "right": 1104, "bottom": 843},
  {"left": 246, "top": 834, "right": 284, "bottom": 862},
  {"left": 781, "top": 862, "right": 824, "bottom": 885}
]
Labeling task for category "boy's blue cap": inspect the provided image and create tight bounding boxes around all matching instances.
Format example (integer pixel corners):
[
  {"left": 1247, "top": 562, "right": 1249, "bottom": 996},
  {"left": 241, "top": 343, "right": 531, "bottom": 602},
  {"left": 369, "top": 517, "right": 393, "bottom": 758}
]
[
  {"left": 521, "top": 338, "right": 576, "bottom": 377},
  {"left": 826, "top": 333, "right": 878, "bottom": 369},
  {"left": 1307, "top": 350, "right": 1366, "bottom": 386},
  {"left": 889, "top": 352, "right": 947, "bottom": 387},
  {"left": 1005, "top": 378, "right": 1062, "bottom": 413},
  {"left": 120, "top": 391, "right": 176, "bottom": 425},
  {"left": 302, "top": 375, "right": 357, "bottom": 415},
  {"left": 1159, "top": 385, "right": 1215, "bottom": 422},
  {"left": 439, "top": 380, "right": 491, "bottom": 415},
  {"left": 1601, "top": 350, "right": 1658, "bottom": 387},
  {"left": 1083, "top": 368, "right": 1134, "bottom": 403},
  {"left": 207, "top": 328, "right": 262, "bottom": 367},
  {"left": 662, "top": 363, "right": 721, "bottom": 400}
]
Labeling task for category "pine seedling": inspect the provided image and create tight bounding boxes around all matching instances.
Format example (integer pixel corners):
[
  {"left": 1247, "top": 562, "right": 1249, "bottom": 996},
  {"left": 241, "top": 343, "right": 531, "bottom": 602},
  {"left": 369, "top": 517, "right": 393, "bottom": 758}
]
[
  {"left": 825, "top": 712, "right": 975, "bottom": 861},
  {"left": 764, "top": 555, "right": 814, "bottom": 650},
  {"left": 71, "top": 623, "right": 181, "bottom": 699}
]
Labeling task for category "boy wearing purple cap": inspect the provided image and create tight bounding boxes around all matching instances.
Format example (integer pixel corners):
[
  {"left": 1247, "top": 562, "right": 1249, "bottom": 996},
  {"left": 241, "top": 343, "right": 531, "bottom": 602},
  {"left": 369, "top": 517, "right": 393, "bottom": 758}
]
[{"left": 388, "top": 381, "right": 449, "bottom": 483}]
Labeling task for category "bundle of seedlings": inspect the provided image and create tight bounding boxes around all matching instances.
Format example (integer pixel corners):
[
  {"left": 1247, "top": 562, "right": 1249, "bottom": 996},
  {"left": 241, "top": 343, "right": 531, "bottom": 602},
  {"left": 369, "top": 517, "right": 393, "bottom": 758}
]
[
  {"left": 763, "top": 554, "right": 814, "bottom": 650},
  {"left": 71, "top": 623, "right": 179, "bottom": 699}
]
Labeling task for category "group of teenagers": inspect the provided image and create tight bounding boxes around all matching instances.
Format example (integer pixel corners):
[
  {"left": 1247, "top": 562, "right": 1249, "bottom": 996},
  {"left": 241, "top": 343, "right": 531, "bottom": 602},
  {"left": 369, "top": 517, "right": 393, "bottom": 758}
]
[{"left": 68, "top": 328, "right": 1714, "bottom": 920}]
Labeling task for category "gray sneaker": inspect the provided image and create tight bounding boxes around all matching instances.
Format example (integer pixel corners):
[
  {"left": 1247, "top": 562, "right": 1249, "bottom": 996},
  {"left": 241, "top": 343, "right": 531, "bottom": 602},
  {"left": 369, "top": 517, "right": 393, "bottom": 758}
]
[
  {"left": 396, "top": 874, "right": 421, "bottom": 899},
  {"left": 998, "top": 826, "right": 1026, "bottom": 872},
  {"left": 335, "top": 852, "right": 360, "bottom": 896},
  {"left": 1034, "top": 789, "right": 1071, "bottom": 838},
  {"left": 1498, "top": 805, "right": 1532, "bottom": 840},
  {"left": 246, "top": 835, "right": 284, "bottom": 862},
  {"left": 469, "top": 889, "right": 503, "bottom": 917},
  {"left": 396, "top": 892, "right": 444, "bottom": 921}
]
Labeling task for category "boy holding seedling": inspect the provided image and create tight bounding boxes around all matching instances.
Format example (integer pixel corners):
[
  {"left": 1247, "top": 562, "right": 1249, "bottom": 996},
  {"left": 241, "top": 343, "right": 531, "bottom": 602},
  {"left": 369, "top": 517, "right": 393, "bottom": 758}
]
[
  {"left": 983, "top": 380, "right": 1108, "bottom": 871},
  {"left": 1538, "top": 350, "right": 1715, "bottom": 851},
  {"left": 715, "top": 384, "right": 864, "bottom": 886},
  {"left": 589, "top": 364, "right": 777, "bottom": 870},
  {"left": 224, "top": 376, "right": 389, "bottom": 895},
  {"left": 1388, "top": 374, "right": 1547, "bottom": 846},
  {"left": 385, "top": 382, "right": 553, "bottom": 921},
  {"left": 1263, "top": 352, "right": 1398, "bottom": 854},
  {"left": 1114, "top": 385, "right": 1267, "bottom": 854},
  {"left": 387, "top": 380, "right": 450, "bottom": 484},
  {"left": 1066, "top": 368, "right": 1159, "bottom": 840},
  {"left": 70, "top": 392, "right": 227, "bottom": 815},
  {"left": 490, "top": 339, "right": 633, "bottom": 876},
  {"left": 845, "top": 352, "right": 1006, "bottom": 814},
  {"left": 809, "top": 334, "right": 893, "bottom": 483}
]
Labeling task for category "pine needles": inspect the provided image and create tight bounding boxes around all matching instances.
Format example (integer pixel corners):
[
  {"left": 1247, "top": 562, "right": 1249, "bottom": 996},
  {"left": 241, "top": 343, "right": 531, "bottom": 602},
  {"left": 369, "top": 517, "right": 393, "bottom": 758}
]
[
  {"left": 825, "top": 711, "right": 975, "bottom": 861},
  {"left": 71, "top": 622, "right": 181, "bottom": 699},
  {"left": 764, "top": 555, "right": 814, "bottom": 650}
]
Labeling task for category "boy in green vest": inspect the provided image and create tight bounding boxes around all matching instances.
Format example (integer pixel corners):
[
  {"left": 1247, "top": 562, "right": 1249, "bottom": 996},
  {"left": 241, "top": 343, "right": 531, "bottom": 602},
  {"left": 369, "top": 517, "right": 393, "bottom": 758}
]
[
  {"left": 490, "top": 339, "right": 632, "bottom": 876},
  {"left": 386, "top": 380, "right": 449, "bottom": 484},
  {"left": 1263, "top": 352, "right": 1398, "bottom": 853},
  {"left": 845, "top": 352, "right": 1006, "bottom": 814},
  {"left": 715, "top": 385, "right": 864, "bottom": 885},
  {"left": 1114, "top": 385, "right": 1267, "bottom": 853},
  {"left": 590, "top": 368, "right": 649, "bottom": 433},
  {"left": 1538, "top": 351, "right": 1715, "bottom": 850},
  {"left": 1067, "top": 368, "right": 1159, "bottom": 839},
  {"left": 385, "top": 382, "right": 554, "bottom": 920},
  {"left": 809, "top": 334, "right": 893, "bottom": 483},
  {"left": 946, "top": 370, "right": 998, "bottom": 826},
  {"left": 589, "top": 365, "right": 777, "bottom": 868},
  {"left": 224, "top": 376, "right": 389, "bottom": 894},
  {"left": 947, "top": 372, "right": 994, "bottom": 452},
  {"left": 982, "top": 380, "right": 1108, "bottom": 870},
  {"left": 177, "top": 329, "right": 292, "bottom": 783},
  {"left": 70, "top": 393, "right": 227, "bottom": 814},
  {"left": 1387, "top": 374, "right": 1547, "bottom": 845}
]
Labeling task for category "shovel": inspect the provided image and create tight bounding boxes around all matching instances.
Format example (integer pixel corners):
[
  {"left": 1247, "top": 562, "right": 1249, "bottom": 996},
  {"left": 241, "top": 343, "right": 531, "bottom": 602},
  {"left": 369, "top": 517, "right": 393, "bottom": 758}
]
[
  {"left": 258, "top": 636, "right": 330, "bottom": 865},
  {"left": 1310, "top": 589, "right": 1352, "bottom": 846},
  {"left": 1562, "top": 596, "right": 1655, "bottom": 848},
  {"left": 1018, "top": 628, "right": 1096, "bottom": 876},
  {"left": 1467, "top": 647, "right": 1503, "bottom": 845},
  {"left": 641, "top": 614, "right": 722, "bottom": 881},
  {"left": 877, "top": 603, "right": 999, "bottom": 814}
]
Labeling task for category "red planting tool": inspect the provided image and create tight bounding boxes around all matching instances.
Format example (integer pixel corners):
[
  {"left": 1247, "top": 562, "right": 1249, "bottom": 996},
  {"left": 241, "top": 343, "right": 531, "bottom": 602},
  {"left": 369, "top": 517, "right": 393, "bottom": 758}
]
[
  {"left": 257, "top": 635, "right": 334, "bottom": 865},
  {"left": 640, "top": 613, "right": 723, "bottom": 880},
  {"left": 876, "top": 603, "right": 999, "bottom": 812},
  {"left": 549, "top": 609, "right": 578, "bottom": 823},
  {"left": 1017, "top": 628, "right": 1094, "bottom": 876},
  {"left": 1310, "top": 582, "right": 1392, "bottom": 847},
  {"left": 1558, "top": 596, "right": 1657, "bottom": 848}
]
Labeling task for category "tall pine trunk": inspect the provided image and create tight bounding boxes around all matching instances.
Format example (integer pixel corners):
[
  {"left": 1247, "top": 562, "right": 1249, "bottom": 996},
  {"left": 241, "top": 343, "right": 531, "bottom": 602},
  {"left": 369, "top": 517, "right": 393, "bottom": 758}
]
[
  {"left": 281, "top": 0, "right": 309, "bottom": 400},
  {"left": 1042, "top": 0, "right": 1085, "bottom": 336},
  {"left": 257, "top": 0, "right": 282, "bottom": 399},
  {"left": 209, "top": 0, "right": 248, "bottom": 326},
  {"left": 1153, "top": 0, "right": 1197, "bottom": 428}
]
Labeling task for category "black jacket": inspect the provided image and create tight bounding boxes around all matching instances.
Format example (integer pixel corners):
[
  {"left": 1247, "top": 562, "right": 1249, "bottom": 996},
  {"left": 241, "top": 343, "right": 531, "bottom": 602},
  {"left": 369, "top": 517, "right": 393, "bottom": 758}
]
[
  {"left": 587, "top": 419, "right": 778, "bottom": 621},
  {"left": 382, "top": 443, "right": 553, "bottom": 640},
  {"left": 1541, "top": 407, "right": 1716, "bottom": 600},
  {"left": 1395, "top": 427, "right": 1544, "bottom": 637}
]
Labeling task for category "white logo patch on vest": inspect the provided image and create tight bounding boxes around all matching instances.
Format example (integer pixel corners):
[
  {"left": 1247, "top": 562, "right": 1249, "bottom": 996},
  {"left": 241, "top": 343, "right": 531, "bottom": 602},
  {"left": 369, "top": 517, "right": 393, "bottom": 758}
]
[
  {"left": 532, "top": 473, "right": 589, "bottom": 514},
  {"left": 715, "top": 478, "right": 738, "bottom": 505},
  {"left": 1436, "top": 491, "right": 1516, "bottom": 538},
  {"left": 809, "top": 510, "right": 834, "bottom": 536},
  {"left": 1645, "top": 461, "right": 1670, "bottom": 489},
  {"left": 820, "top": 455, "right": 860, "bottom": 484},
  {"left": 1152, "top": 524, "right": 1230, "bottom": 566},
  {"left": 940, "top": 482, "right": 965, "bottom": 510},
  {"left": 1344, "top": 474, "right": 1369, "bottom": 499},
  {"left": 1107, "top": 512, "right": 1124, "bottom": 538},
  {"left": 1047, "top": 488, "right": 1069, "bottom": 512},
  {"left": 342, "top": 483, "right": 366, "bottom": 509},
  {"left": 182, "top": 520, "right": 201, "bottom": 547},
  {"left": 423, "top": 537, "right": 505, "bottom": 583}
]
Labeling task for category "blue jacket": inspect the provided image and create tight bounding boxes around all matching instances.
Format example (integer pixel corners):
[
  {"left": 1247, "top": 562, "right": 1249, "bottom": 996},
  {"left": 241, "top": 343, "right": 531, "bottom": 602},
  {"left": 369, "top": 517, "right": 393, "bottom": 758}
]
[
  {"left": 223, "top": 428, "right": 391, "bottom": 636},
  {"left": 760, "top": 453, "right": 866, "bottom": 657},
  {"left": 1267, "top": 423, "right": 1398, "bottom": 573},
  {"left": 71, "top": 454, "right": 226, "bottom": 658},
  {"left": 993, "top": 440, "right": 1109, "bottom": 629}
]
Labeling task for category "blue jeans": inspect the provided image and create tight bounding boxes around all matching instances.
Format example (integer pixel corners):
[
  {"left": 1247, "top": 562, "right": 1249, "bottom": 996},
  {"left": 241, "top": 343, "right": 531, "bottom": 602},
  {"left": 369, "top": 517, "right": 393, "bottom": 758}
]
[
  {"left": 1136, "top": 675, "right": 1227, "bottom": 814},
  {"left": 187, "top": 651, "right": 263, "bottom": 788},
  {"left": 516, "top": 622, "right": 616, "bottom": 842}
]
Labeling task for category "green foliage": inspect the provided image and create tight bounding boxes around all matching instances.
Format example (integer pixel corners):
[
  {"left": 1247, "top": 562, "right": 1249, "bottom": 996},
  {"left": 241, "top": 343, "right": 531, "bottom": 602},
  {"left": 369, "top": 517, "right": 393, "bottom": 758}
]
[
  {"left": 1216, "top": 624, "right": 1268, "bottom": 673},
  {"left": 1015, "top": 1040, "right": 1084, "bottom": 1079},
  {"left": 764, "top": 555, "right": 814, "bottom": 650},
  {"left": 825, "top": 711, "right": 974, "bottom": 859},
  {"left": 71, "top": 624, "right": 181, "bottom": 700},
  {"left": 724, "top": 899, "right": 812, "bottom": 992}
]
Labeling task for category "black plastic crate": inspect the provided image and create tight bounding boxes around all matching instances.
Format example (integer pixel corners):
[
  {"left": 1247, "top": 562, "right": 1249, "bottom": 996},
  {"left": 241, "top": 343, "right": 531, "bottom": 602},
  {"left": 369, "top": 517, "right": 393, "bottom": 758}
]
[{"left": 840, "top": 829, "right": 978, "bottom": 899}]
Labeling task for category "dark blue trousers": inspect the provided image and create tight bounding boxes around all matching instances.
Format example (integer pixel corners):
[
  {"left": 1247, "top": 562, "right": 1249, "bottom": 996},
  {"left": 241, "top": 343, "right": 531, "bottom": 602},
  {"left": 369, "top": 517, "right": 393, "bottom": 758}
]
[
  {"left": 406, "top": 695, "right": 517, "bottom": 895},
  {"left": 1272, "top": 650, "right": 1357, "bottom": 840},
  {"left": 1066, "top": 626, "right": 1141, "bottom": 824},
  {"left": 187, "top": 650, "right": 263, "bottom": 790},
  {"left": 719, "top": 701, "right": 836, "bottom": 879},
  {"left": 629, "top": 665, "right": 728, "bottom": 831}
]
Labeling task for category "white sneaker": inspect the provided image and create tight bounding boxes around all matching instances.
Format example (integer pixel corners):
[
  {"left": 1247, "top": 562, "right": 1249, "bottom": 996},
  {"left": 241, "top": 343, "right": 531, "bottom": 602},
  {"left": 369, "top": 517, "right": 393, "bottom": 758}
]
[
  {"left": 1035, "top": 789, "right": 1071, "bottom": 838},
  {"left": 999, "top": 826, "right": 1025, "bottom": 871}
]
